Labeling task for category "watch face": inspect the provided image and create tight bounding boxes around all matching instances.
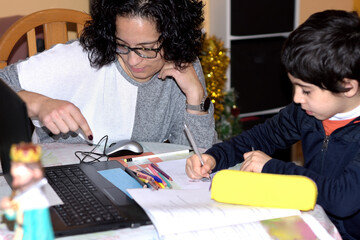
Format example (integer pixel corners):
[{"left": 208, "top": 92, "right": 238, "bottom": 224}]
[{"left": 203, "top": 97, "right": 211, "bottom": 111}]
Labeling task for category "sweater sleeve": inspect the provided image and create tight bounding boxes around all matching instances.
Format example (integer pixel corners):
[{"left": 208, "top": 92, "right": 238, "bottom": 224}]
[
  {"left": 168, "top": 59, "right": 218, "bottom": 149},
  {"left": 0, "top": 63, "right": 23, "bottom": 92},
  {"left": 206, "top": 103, "right": 302, "bottom": 172}
]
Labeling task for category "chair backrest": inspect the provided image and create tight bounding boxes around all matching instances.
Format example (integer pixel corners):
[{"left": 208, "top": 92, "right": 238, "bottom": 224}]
[{"left": 0, "top": 8, "right": 91, "bottom": 69}]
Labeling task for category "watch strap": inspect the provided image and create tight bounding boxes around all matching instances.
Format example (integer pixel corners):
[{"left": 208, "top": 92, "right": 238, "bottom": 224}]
[{"left": 186, "top": 96, "right": 210, "bottom": 112}]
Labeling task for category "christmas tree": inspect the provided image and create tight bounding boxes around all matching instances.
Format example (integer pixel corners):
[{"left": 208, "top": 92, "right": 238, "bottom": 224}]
[{"left": 200, "top": 35, "right": 242, "bottom": 141}]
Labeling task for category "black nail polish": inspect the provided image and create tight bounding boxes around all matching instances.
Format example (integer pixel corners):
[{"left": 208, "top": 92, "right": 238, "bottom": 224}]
[{"left": 88, "top": 135, "right": 93, "bottom": 141}]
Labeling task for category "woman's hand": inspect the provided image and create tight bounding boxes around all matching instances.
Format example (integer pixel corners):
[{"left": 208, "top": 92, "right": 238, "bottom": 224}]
[
  {"left": 186, "top": 153, "right": 216, "bottom": 179},
  {"left": 18, "top": 91, "right": 93, "bottom": 139},
  {"left": 158, "top": 62, "right": 206, "bottom": 115},
  {"left": 240, "top": 150, "right": 271, "bottom": 173}
]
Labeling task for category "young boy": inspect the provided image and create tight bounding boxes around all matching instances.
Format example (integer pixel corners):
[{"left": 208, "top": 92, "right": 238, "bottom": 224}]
[{"left": 186, "top": 10, "right": 360, "bottom": 240}]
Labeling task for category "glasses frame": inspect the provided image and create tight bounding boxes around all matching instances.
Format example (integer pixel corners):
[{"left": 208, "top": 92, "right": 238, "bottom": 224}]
[{"left": 115, "top": 38, "right": 162, "bottom": 59}]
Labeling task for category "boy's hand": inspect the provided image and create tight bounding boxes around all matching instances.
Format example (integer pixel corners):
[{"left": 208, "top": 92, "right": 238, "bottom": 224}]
[
  {"left": 240, "top": 150, "right": 271, "bottom": 173},
  {"left": 186, "top": 153, "right": 216, "bottom": 179}
]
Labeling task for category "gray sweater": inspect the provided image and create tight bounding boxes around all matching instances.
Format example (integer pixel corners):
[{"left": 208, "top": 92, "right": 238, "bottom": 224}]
[{"left": 0, "top": 41, "right": 217, "bottom": 149}]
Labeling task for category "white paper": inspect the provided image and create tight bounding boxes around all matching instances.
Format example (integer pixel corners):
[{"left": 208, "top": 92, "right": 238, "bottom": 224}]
[
  {"left": 128, "top": 188, "right": 300, "bottom": 238},
  {"left": 163, "top": 221, "right": 272, "bottom": 240},
  {"left": 157, "top": 158, "right": 212, "bottom": 190}
]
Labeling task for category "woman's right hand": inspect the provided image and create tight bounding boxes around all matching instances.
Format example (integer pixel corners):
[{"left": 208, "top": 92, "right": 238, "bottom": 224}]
[{"left": 18, "top": 91, "right": 93, "bottom": 140}]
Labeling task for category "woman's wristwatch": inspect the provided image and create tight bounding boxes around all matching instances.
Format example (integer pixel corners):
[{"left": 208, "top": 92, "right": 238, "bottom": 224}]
[{"left": 186, "top": 96, "right": 211, "bottom": 112}]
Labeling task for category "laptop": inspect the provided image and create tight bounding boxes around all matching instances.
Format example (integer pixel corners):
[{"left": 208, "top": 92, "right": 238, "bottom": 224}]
[{"left": 0, "top": 79, "right": 151, "bottom": 237}]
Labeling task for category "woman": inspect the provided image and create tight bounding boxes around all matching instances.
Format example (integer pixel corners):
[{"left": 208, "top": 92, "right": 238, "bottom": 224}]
[{"left": 0, "top": 0, "right": 217, "bottom": 148}]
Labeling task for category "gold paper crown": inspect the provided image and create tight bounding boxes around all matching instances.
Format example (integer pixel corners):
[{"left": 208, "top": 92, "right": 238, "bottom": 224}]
[{"left": 10, "top": 143, "right": 42, "bottom": 163}]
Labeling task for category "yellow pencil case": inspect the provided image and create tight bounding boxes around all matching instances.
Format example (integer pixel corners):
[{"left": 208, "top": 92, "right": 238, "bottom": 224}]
[{"left": 211, "top": 170, "right": 318, "bottom": 211}]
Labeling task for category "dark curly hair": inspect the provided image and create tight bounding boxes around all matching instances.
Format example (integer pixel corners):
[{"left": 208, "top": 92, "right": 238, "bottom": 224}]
[
  {"left": 80, "top": 0, "right": 204, "bottom": 69},
  {"left": 281, "top": 10, "right": 360, "bottom": 93}
]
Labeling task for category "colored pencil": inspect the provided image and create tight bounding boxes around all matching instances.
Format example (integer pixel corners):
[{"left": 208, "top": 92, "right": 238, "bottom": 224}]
[
  {"left": 148, "top": 180, "right": 159, "bottom": 190},
  {"left": 158, "top": 172, "right": 172, "bottom": 189},
  {"left": 134, "top": 170, "right": 153, "bottom": 180},
  {"left": 157, "top": 182, "right": 165, "bottom": 189},
  {"left": 138, "top": 177, "right": 149, "bottom": 183},
  {"left": 148, "top": 165, "right": 167, "bottom": 187},
  {"left": 137, "top": 165, "right": 153, "bottom": 175},
  {"left": 151, "top": 163, "right": 173, "bottom": 181},
  {"left": 133, "top": 170, "right": 160, "bottom": 190},
  {"left": 138, "top": 169, "right": 163, "bottom": 183}
]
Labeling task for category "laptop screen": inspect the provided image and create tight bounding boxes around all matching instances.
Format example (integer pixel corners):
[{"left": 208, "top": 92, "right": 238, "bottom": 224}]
[{"left": 0, "top": 79, "right": 32, "bottom": 176}]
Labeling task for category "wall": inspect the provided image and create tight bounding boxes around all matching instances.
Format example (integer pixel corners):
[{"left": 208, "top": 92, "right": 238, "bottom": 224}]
[
  {"left": 203, "top": 0, "right": 210, "bottom": 34},
  {"left": 355, "top": 0, "right": 360, "bottom": 12},
  {"left": 204, "top": 0, "right": 355, "bottom": 37},
  {"left": 0, "top": 0, "right": 90, "bottom": 65},
  {"left": 299, "top": 0, "right": 353, "bottom": 23},
  {"left": 0, "top": 0, "right": 90, "bottom": 18},
  {"left": 1, "top": 0, "right": 354, "bottom": 31}
]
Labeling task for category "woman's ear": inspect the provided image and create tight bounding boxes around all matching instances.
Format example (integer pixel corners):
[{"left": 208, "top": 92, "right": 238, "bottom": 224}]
[{"left": 342, "top": 78, "right": 359, "bottom": 97}]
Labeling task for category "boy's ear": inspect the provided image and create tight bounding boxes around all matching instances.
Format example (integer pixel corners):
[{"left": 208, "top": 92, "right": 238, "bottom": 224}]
[{"left": 342, "top": 78, "right": 359, "bottom": 97}]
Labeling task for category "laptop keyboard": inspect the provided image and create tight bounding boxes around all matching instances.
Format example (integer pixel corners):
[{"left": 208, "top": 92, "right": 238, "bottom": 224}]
[{"left": 46, "top": 166, "right": 125, "bottom": 226}]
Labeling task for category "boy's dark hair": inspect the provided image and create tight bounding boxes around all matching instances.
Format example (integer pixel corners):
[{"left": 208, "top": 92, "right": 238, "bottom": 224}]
[
  {"left": 281, "top": 10, "right": 360, "bottom": 93},
  {"left": 80, "top": 0, "right": 204, "bottom": 70}
]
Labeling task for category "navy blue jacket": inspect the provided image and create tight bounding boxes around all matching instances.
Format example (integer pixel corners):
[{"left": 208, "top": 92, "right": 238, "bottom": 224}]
[{"left": 206, "top": 102, "right": 360, "bottom": 240}]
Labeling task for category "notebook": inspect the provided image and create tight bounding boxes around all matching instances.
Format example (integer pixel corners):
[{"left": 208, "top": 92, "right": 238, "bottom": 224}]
[{"left": 0, "top": 79, "right": 151, "bottom": 237}]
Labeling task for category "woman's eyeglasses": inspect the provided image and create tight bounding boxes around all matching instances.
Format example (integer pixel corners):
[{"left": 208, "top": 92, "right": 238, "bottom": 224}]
[{"left": 116, "top": 44, "right": 162, "bottom": 59}]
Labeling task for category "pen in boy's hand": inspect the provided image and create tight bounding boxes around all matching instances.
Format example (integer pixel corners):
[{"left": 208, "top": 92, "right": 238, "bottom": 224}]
[{"left": 184, "top": 123, "right": 204, "bottom": 166}]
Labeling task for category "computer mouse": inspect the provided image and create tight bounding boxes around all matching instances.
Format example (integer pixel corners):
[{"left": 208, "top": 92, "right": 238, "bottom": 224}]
[{"left": 105, "top": 140, "right": 144, "bottom": 157}]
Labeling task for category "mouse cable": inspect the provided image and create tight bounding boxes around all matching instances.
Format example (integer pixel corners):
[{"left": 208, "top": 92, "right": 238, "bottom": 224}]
[{"left": 75, "top": 135, "right": 109, "bottom": 163}]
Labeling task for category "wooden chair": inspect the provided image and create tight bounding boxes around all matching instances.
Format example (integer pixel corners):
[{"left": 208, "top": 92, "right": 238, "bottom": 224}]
[{"left": 0, "top": 8, "right": 91, "bottom": 69}]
